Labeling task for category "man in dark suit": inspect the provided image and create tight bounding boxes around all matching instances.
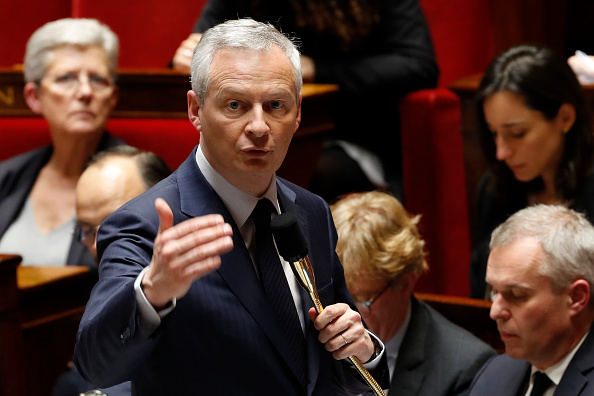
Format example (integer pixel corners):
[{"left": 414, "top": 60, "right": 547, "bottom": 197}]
[
  {"left": 74, "top": 18, "right": 387, "bottom": 395},
  {"left": 468, "top": 204, "right": 594, "bottom": 396},
  {"left": 331, "top": 191, "right": 496, "bottom": 395}
]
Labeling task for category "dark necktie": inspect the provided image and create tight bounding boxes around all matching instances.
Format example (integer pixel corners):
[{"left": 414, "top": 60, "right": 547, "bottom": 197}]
[
  {"left": 530, "top": 372, "right": 552, "bottom": 396},
  {"left": 251, "top": 199, "right": 307, "bottom": 384}
]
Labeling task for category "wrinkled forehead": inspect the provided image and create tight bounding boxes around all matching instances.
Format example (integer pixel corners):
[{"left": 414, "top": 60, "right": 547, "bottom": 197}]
[{"left": 207, "top": 47, "right": 298, "bottom": 94}]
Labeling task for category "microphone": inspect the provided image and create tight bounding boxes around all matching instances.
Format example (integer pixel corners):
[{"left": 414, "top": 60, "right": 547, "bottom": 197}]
[{"left": 270, "top": 213, "right": 386, "bottom": 396}]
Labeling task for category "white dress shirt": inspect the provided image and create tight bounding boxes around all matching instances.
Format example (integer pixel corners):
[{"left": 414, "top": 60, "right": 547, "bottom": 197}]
[{"left": 524, "top": 331, "right": 589, "bottom": 396}]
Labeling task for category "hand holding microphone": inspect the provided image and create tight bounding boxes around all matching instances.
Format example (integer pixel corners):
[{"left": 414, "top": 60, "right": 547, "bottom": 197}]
[{"left": 271, "top": 212, "right": 386, "bottom": 396}]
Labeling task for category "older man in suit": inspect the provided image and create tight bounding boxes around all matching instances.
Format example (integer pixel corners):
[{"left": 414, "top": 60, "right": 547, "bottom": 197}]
[
  {"left": 468, "top": 204, "right": 594, "bottom": 396},
  {"left": 331, "top": 191, "right": 496, "bottom": 396},
  {"left": 74, "top": 18, "right": 387, "bottom": 395}
]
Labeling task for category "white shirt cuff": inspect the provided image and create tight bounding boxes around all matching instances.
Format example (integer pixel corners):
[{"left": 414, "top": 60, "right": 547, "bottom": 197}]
[
  {"left": 134, "top": 266, "right": 176, "bottom": 332},
  {"left": 362, "top": 330, "right": 385, "bottom": 371}
]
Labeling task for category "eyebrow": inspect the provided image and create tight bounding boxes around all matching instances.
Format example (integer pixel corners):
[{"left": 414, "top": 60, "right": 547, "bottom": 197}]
[
  {"left": 218, "top": 86, "right": 294, "bottom": 98},
  {"left": 501, "top": 121, "right": 528, "bottom": 128},
  {"left": 489, "top": 283, "right": 531, "bottom": 293}
]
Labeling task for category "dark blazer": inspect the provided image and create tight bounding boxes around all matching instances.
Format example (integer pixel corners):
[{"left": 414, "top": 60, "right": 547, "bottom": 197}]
[
  {"left": 0, "top": 133, "right": 123, "bottom": 268},
  {"left": 391, "top": 297, "right": 496, "bottom": 396},
  {"left": 74, "top": 147, "right": 388, "bottom": 395},
  {"left": 468, "top": 326, "right": 594, "bottom": 396}
]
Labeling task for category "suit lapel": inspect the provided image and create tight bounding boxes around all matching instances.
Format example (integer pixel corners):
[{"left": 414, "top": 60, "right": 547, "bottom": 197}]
[
  {"left": 277, "top": 182, "right": 324, "bottom": 394},
  {"left": 176, "top": 158, "right": 307, "bottom": 388},
  {"left": 0, "top": 146, "right": 50, "bottom": 237},
  {"left": 391, "top": 297, "right": 427, "bottom": 394},
  {"left": 555, "top": 328, "right": 594, "bottom": 395}
]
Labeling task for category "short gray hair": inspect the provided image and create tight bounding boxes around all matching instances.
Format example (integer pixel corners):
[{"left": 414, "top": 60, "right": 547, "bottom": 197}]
[
  {"left": 190, "top": 18, "right": 302, "bottom": 105},
  {"left": 24, "top": 18, "right": 119, "bottom": 83},
  {"left": 490, "top": 204, "right": 594, "bottom": 300}
]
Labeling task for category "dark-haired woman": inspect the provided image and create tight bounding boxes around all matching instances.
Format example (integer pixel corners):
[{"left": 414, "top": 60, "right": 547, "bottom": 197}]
[{"left": 470, "top": 44, "right": 594, "bottom": 298}]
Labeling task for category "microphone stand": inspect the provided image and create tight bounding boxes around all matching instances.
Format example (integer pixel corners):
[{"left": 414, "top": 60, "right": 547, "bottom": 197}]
[{"left": 271, "top": 214, "right": 386, "bottom": 396}]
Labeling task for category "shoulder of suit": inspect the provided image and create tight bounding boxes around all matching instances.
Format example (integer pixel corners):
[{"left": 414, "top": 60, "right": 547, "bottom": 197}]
[{"left": 415, "top": 299, "right": 496, "bottom": 353}]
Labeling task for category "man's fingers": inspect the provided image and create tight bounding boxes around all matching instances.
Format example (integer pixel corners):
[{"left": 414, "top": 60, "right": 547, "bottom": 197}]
[
  {"left": 155, "top": 198, "right": 174, "bottom": 234},
  {"left": 162, "top": 224, "right": 234, "bottom": 268},
  {"left": 313, "top": 303, "right": 349, "bottom": 330}
]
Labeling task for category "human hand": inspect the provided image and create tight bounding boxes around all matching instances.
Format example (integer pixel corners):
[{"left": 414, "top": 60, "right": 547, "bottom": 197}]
[
  {"left": 568, "top": 52, "right": 594, "bottom": 84},
  {"left": 142, "top": 198, "right": 233, "bottom": 308},
  {"left": 309, "top": 303, "right": 374, "bottom": 363},
  {"left": 172, "top": 33, "right": 203, "bottom": 74},
  {"left": 300, "top": 55, "right": 316, "bottom": 83}
]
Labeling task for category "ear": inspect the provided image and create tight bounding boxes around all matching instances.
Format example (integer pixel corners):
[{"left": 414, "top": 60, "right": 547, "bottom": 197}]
[
  {"left": 568, "top": 278, "right": 590, "bottom": 316},
  {"left": 293, "top": 93, "right": 302, "bottom": 135},
  {"left": 187, "top": 90, "right": 202, "bottom": 132},
  {"left": 557, "top": 103, "right": 576, "bottom": 133},
  {"left": 23, "top": 82, "right": 43, "bottom": 114}
]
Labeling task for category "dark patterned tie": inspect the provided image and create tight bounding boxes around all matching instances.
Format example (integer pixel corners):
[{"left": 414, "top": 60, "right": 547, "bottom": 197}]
[
  {"left": 530, "top": 372, "right": 552, "bottom": 396},
  {"left": 251, "top": 199, "right": 307, "bottom": 385}
]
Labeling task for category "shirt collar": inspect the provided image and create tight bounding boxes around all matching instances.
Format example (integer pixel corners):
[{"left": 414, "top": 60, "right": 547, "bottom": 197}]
[
  {"left": 531, "top": 330, "right": 590, "bottom": 386},
  {"left": 385, "top": 299, "right": 412, "bottom": 380}
]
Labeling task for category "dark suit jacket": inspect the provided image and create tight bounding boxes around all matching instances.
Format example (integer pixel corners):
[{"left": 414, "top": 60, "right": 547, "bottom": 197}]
[
  {"left": 0, "top": 132, "right": 123, "bottom": 268},
  {"left": 468, "top": 325, "right": 594, "bottom": 396},
  {"left": 74, "top": 147, "right": 388, "bottom": 395},
  {"left": 391, "top": 297, "right": 496, "bottom": 396}
]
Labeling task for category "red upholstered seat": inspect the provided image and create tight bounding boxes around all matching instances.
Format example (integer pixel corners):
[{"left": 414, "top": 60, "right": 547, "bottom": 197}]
[
  {"left": 106, "top": 118, "right": 198, "bottom": 170},
  {"left": 0, "top": 117, "right": 198, "bottom": 171},
  {"left": 400, "top": 89, "right": 469, "bottom": 295},
  {"left": 400, "top": 0, "right": 495, "bottom": 296}
]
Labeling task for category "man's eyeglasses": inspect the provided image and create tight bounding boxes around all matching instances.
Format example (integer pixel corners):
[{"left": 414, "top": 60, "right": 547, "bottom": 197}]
[
  {"left": 354, "top": 283, "right": 392, "bottom": 317},
  {"left": 42, "top": 72, "right": 113, "bottom": 93},
  {"left": 77, "top": 224, "right": 100, "bottom": 246}
]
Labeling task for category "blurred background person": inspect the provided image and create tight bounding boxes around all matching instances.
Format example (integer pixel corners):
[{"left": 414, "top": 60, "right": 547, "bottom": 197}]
[
  {"left": 172, "top": 0, "right": 438, "bottom": 203},
  {"left": 75, "top": 145, "right": 171, "bottom": 259},
  {"left": 53, "top": 145, "right": 170, "bottom": 396},
  {"left": 0, "top": 18, "right": 122, "bottom": 267},
  {"left": 469, "top": 205, "right": 594, "bottom": 396},
  {"left": 470, "top": 44, "right": 594, "bottom": 299},
  {"left": 331, "top": 191, "right": 496, "bottom": 395}
]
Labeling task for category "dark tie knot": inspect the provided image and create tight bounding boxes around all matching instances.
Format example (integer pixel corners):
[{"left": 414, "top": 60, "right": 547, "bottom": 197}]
[
  {"left": 251, "top": 199, "right": 276, "bottom": 231},
  {"left": 530, "top": 371, "right": 552, "bottom": 396}
]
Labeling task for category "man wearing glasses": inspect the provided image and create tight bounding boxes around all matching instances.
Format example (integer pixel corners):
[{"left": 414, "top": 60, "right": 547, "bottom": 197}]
[
  {"left": 331, "top": 191, "right": 496, "bottom": 395},
  {"left": 75, "top": 145, "right": 171, "bottom": 260}
]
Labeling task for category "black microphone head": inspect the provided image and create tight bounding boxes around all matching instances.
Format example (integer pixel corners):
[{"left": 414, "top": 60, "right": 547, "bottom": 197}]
[{"left": 270, "top": 212, "right": 309, "bottom": 262}]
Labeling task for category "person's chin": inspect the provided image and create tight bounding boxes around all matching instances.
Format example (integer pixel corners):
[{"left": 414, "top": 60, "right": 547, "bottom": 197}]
[
  {"left": 512, "top": 171, "right": 537, "bottom": 183},
  {"left": 66, "top": 121, "right": 103, "bottom": 135}
]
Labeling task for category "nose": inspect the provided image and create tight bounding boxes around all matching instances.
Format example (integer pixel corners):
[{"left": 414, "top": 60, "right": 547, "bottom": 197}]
[
  {"left": 495, "top": 136, "right": 512, "bottom": 161},
  {"left": 75, "top": 74, "right": 93, "bottom": 99},
  {"left": 489, "top": 294, "right": 510, "bottom": 321},
  {"left": 246, "top": 106, "right": 270, "bottom": 137}
]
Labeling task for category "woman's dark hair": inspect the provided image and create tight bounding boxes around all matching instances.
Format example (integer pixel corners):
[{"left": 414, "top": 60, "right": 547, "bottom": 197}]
[
  {"left": 251, "top": 0, "right": 381, "bottom": 52},
  {"left": 476, "top": 44, "right": 594, "bottom": 200}
]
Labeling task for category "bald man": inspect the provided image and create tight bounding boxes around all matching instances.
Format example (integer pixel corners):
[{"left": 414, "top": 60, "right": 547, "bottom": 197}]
[
  {"left": 53, "top": 146, "right": 170, "bottom": 396},
  {"left": 75, "top": 145, "right": 171, "bottom": 259}
]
